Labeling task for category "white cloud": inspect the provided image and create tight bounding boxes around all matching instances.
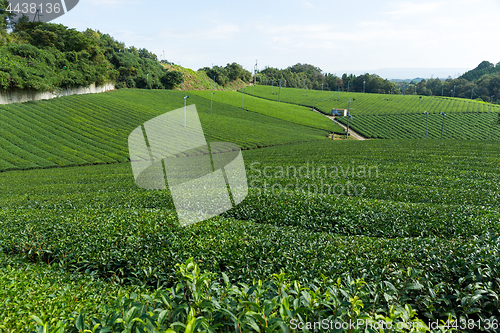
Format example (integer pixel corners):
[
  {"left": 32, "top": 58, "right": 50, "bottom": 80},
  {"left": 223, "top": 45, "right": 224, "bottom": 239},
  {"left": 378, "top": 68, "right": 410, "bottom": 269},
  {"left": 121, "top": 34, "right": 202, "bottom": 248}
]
[
  {"left": 358, "top": 21, "right": 393, "bottom": 29},
  {"left": 386, "top": 1, "right": 442, "bottom": 17}
]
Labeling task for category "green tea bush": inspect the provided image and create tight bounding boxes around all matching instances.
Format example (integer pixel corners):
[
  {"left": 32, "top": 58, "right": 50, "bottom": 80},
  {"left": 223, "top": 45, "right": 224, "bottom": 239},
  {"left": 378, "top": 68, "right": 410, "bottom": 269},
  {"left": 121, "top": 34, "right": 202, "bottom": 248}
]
[
  {"left": 32, "top": 258, "right": 431, "bottom": 333},
  {"left": 336, "top": 112, "right": 500, "bottom": 140},
  {"left": 0, "top": 90, "right": 327, "bottom": 171}
]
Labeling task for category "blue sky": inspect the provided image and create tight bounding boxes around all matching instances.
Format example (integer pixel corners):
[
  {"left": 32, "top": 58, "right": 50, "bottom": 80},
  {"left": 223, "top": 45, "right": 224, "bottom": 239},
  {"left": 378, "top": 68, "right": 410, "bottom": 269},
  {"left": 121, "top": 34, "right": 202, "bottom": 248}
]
[{"left": 53, "top": 0, "right": 500, "bottom": 77}]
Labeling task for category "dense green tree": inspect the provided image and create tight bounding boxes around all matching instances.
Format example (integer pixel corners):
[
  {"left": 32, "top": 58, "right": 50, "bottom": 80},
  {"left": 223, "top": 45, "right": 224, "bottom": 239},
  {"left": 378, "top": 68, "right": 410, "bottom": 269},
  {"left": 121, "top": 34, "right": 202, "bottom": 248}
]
[
  {"left": 257, "top": 60, "right": 499, "bottom": 104},
  {"left": 0, "top": 0, "right": 15, "bottom": 31},
  {"left": 258, "top": 64, "right": 397, "bottom": 94},
  {"left": 0, "top": 21, "right": 184, "bottom": 92},
  {"left": 161, "top": 71, "right": 184, "bottom": 89},
  {"left": 461, "top": 60, "right": 499, "bottom": 81},
  {"left": 200, "top": 63, "right": 251, "bottom": 86}
]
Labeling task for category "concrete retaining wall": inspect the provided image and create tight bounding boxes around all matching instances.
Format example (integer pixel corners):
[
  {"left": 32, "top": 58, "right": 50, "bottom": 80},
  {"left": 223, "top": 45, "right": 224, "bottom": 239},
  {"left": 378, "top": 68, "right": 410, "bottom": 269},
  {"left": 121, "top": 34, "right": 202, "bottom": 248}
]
[{"left": 0, "top": 82, "right": 116, "bottom": 105}]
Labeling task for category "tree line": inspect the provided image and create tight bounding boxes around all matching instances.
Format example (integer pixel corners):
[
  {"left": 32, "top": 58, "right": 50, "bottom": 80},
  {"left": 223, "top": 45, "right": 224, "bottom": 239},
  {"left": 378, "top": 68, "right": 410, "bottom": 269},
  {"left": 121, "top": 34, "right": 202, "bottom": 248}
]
[
  {"left": 257, "top": 63, "right": 398, "bottom": 94},
  {"left": 395, "top": 61, "right": 500, "bottom": 103},
  {"left": 257, "top": 62, "right": 500, "bottom": 104},
  {"left": 200, "top": 63, "right": 252, "bottom": 86}
]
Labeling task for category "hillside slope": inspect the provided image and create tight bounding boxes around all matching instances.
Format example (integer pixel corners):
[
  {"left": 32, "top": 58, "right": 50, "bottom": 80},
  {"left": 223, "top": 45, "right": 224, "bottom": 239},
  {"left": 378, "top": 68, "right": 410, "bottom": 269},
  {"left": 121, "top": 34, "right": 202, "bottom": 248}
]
[
  {"left": 0, "top": 89, "right": 328, "bottom": 172},
  {"left": 163, "top": 64, "right": 250, "bottom": 91},
  {"left": 191, "top": 90, "right": 346, "bottom": 134},
  {"left": 243, "top": 86, "right": 500, "bottom": 115}
]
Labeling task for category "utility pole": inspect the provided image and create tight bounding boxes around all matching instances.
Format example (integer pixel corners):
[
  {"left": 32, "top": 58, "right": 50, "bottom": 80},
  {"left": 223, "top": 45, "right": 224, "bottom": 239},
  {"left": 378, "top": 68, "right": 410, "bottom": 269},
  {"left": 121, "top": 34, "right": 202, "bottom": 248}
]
[
  {"left": 332, "top": 118, "right": 335, "bottom": 139},
  {"left": 363, "top": 80, "right": 366, "bottom": 93},
  {"left": 471, "top": 88, "right": 474, "bottom": 100},
  {"left": 347, "top": 99, "right": 351, "bottom": 138},
  {"left": 424, "top": 111, "right": 429, "bottom": 139},
  {"left": 440, "top": 112, "right": 446, "bottom": 139},
  {"left": 279, "top": 80, "right": 282, "bottom": 102},
  {"left": 184, "top": 96, "right": 189, "bottom": 127},
  {"left": 210, "top": 92, "right": 215, "bottom": 114},
  {"left": 253, "top": 60, "right": 257, "bottom": 101},
  {"left": 419, "top": 96, "right": 422, "bottom": 114}
]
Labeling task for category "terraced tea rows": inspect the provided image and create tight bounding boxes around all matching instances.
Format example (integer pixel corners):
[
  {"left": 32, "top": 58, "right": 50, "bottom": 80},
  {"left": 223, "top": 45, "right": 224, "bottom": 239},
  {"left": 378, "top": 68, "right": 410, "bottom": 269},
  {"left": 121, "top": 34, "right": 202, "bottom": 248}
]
[
  {"left": 243, "top": 85, "right": 500, "bottom": 116},
  {"left": 191, "top": 90, "right": 346, "bottom": 133},
  {"left": 0, "top": 90, "right": 328, "bottom": 171},
  {"left": 1, "top": 89, "right": 500, "bottom": 331},
  {"left": 1, "top": 139, "right": 499, "bottom": 329},
  {"left": 336, "top": 112, "right": 500, "bottom": 140}
]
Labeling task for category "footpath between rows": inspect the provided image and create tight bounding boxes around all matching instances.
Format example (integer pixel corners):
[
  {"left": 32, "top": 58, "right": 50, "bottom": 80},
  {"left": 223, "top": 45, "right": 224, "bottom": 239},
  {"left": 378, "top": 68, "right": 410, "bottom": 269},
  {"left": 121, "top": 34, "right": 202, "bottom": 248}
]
[{"left": 312, "top": 109, "right": 369, "bottom": 141}]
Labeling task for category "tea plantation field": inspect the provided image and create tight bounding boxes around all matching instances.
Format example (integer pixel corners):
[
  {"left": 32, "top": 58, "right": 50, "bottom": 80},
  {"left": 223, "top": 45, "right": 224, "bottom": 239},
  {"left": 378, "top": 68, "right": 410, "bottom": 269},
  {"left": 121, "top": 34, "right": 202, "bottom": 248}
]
[
  {"left": 243, "top": 85, "right": 500, "bottom": 116},
  {"left": 336, "top": 112, "right": 500, "bottom": 140},
  {"left": 243, "top": 86, "right": 500, "bottom": 141},
  {"left": 190, "top": 90, "right": 346, "bottom": 134},
  {"left": 0, "top": 89, "right": 329, "bottom": 172},
  {"left": 1, "top": 90, "right": 500, "bottom": 332}
]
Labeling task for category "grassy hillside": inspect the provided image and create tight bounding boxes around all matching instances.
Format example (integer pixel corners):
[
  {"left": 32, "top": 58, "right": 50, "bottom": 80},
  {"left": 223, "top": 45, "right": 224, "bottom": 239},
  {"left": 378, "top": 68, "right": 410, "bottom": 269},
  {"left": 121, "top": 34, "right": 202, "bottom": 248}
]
[
  {"left": 162, "top": 64, "right": 249, "bottom": 91},
  {"left": 0, "top": 89, "right": 328, "bottom": 172},
  {"left": 191, "top": 90, "right": 346, "bottom": 133},
  {"left": 243, "top": 85, "right": 500, "bottom": 115}
]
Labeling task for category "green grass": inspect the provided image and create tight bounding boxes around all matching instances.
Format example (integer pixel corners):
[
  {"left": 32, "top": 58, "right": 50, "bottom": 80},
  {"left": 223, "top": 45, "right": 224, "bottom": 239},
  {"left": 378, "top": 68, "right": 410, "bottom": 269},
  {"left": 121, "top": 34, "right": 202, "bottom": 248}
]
[
  {"left": 191, "top": 90, "right": 346, "bottom": 134},
  {"left": 243, "top": 85, "right": 500, "bottom": 116},
  {"left": 336, "top": 112, "right": 500, "bottom": 140},
  {"left": 0, "top": 89, "right": 330, "bottom": 172}
]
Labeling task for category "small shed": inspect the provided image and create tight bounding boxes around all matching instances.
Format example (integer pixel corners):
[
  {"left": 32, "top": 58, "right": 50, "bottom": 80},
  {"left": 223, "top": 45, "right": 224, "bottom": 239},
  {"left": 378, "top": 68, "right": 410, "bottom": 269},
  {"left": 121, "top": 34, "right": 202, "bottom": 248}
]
[{"left": 331, "top": 109, "right": 347, "bottom": 117}]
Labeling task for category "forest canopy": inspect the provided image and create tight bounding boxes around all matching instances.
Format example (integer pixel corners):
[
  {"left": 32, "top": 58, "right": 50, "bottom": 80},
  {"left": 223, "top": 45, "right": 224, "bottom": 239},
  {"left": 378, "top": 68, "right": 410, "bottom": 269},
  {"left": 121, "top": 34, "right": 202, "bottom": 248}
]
[{"left": 0, "top": 18, "right": 186, "bottom": 91}]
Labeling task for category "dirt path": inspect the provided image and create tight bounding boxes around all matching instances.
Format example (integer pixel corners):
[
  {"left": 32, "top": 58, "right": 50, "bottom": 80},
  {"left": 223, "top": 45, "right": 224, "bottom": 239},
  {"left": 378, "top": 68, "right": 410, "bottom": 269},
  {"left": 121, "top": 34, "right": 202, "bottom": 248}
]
[{"left": 312, "top": 109, "right": 369, "bottom": 141}]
